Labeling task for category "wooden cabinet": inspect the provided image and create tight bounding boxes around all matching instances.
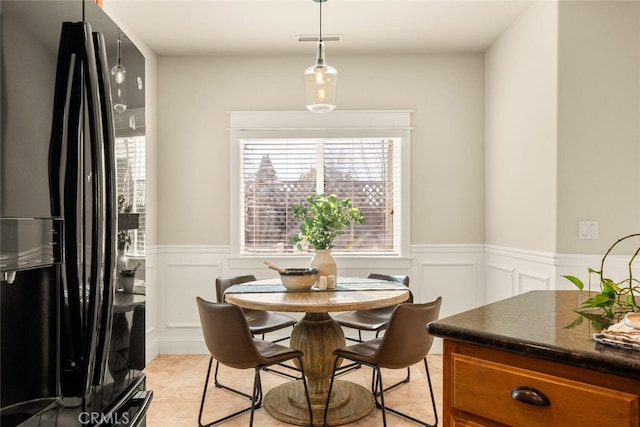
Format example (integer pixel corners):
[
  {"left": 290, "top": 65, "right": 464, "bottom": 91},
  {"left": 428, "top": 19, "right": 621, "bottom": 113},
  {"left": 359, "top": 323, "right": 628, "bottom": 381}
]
[{"left": 443, "top": 341, "right": 640, "bottom": 427}]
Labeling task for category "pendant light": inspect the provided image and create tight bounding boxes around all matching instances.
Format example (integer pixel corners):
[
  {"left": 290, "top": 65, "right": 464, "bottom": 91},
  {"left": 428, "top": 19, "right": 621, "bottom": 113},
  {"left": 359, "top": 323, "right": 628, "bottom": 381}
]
[
  {"left": 111, "top": 32, "right": 127, "bottom": 113},
  {"left": 304, "top": 0, "right": 337, "bottom": 113}
]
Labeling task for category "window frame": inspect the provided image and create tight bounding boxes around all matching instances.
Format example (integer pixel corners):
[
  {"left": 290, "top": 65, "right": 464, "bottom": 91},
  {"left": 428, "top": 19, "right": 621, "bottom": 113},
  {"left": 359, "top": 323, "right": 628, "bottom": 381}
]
[{"left": 229, "top": 110, "right": 412, "bottom": 261}]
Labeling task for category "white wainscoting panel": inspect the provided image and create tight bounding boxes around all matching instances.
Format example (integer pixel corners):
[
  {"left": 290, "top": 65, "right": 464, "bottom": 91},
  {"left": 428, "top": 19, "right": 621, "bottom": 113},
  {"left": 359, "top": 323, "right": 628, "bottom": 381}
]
[
  {"left": 411, "top": 245, "right": 485, "bottom": 316},
  {"left": 155, "top": 246, "right": 227, "bottom": 354},
  {"left": 150, "top": 244, "right": 486, "bottom": 356},
  {"left": 518, "top": 270, "right": 551, "bottom": 294},
  {"left": 147, "top": 243, "right": 636, "bottom": 358},
  {"left": 421, "top": 262, "right": 479, "bottom": 314},
  {"left": 485, "top": 245, "right": 556, "bottom": 304},
  {"left": 165, "top": 263, "right": 220, "bottom": 328},
  {"left": 411, "top": 245, "right": 485, "bottom": 354},
  {"left": 486, "top": 263, "right": 514, "bottom": 304}
]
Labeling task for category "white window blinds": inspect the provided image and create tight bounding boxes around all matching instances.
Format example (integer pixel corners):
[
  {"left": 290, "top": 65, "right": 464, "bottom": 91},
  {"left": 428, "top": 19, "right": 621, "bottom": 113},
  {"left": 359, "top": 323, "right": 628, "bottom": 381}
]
[
  {"left": 116, "top": 135, "right": 146, "bottom": 255},
  {"left": 240, "top": 137, "right": 401, "bottom": 255}
]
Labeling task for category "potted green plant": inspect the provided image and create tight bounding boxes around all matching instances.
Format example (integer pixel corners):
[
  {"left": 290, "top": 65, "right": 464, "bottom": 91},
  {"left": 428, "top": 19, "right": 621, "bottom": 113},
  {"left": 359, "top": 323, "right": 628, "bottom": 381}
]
[
  {"left": 291, "top": 194, "right": 365, "bottom": 278},
  {"left": 564, "top": 233, "right": 640, "bottom": 331}
]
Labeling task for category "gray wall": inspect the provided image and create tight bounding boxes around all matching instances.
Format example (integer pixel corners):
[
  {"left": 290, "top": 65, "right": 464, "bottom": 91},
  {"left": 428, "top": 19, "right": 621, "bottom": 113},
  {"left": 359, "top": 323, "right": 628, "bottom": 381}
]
[
  {"left": 557, "top": 1, "right": 640, "bottom": 254},
  {"left": 156, "top": 53, "right": 486, "bottom": 246},
  {"left": 485, "top": 1, "right": 558, "bottom": 253},
  {"left": 486, "top": 1, "right": 640, "bottom": 255}
]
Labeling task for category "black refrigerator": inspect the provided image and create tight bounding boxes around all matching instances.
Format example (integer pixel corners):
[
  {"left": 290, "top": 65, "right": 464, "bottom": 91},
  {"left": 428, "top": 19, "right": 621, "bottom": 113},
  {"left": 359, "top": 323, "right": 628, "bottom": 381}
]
[{"left": 0, "top": 1, "right": 152, "bottom": 425}]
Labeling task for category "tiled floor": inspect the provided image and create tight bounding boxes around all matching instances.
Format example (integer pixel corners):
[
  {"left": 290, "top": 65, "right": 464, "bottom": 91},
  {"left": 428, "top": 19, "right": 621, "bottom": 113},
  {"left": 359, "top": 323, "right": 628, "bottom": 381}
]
[{"left": 144, "top": 353, "right": 442, "bottom": 426}]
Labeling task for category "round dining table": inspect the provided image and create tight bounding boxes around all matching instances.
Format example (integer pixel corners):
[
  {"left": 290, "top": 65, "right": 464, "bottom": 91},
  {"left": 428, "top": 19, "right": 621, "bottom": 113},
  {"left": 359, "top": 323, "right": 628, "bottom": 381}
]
[{"left": 224, "top": 277, "right": 410, "bottom": 426}]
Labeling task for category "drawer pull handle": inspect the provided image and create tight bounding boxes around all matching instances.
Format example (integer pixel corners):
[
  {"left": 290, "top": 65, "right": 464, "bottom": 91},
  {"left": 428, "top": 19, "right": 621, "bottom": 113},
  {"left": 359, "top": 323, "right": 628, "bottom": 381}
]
[{"left": 511, "top": 386, "right": 551, "bottom": 407}]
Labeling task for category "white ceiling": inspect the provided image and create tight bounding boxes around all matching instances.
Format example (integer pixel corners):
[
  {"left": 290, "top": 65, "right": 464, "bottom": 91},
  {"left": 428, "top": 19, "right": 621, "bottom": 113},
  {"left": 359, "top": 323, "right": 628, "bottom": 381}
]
[{"left": 104, "top": 0, "right": 532, "bottom": 56}]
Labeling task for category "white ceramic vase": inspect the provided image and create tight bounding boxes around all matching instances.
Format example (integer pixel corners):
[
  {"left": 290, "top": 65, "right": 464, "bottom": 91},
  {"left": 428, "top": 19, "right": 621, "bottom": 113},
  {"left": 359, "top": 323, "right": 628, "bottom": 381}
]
[{"left": 310, "top": 249, "right": 337, "bottom": 279}]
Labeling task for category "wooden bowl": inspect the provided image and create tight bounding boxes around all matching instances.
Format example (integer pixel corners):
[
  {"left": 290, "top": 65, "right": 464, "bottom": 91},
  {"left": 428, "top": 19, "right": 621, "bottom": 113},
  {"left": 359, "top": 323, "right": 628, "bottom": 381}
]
[{"left": 279, "top": 268, "right": 318, "bottom": 290}]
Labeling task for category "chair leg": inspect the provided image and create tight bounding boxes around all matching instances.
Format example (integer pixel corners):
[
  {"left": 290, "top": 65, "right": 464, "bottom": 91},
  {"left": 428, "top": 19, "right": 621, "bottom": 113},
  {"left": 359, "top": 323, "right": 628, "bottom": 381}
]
[
  {"left": 260, "top": 328, "right": 304, "bottom": 380},
  {"left": 344, "top": 329, "right": 364, "bottom": 343},
  {"left": 371, "top": 366, "right": 411, "bottom": 395},
  {"left": 323, "top": 357, "right": 342, "bottom": 427},
  {"left": 424, "top": 357, "right": 439, "bottom": 427},
  {"left": 255, "top": 357, "right": 313, "bottom": 427},
  {"left": 197, "top": 357, "right": 215, "bottom": 427},
  {"left": 203, "top": 356, "right": 310, "bottom": 427},
  {"left": 296, "top": 356, "right": 314, "bottom": 427},
  {"left": 371, "top": 358, "right": 437, "bottom": 427},
  {"left": 373, "top": 366, "right": 388, "bottom": 426},
  {"left": 199, "top": 357, "right": 257, "bottom": 427},
  {"left": 249, "top": 367, "right": 262, "bottom": 426},
  {"left": 338, "top": 328, "right": 364, "bottom": 376},
  {"left": 214, "top": 360, "right": 253, "bottom": 400},
  {"left": 327, "top": 356, "right": 437, "bottom": 427},
  {"left": 263, "top": 363, "right": 302, "bottom": 380},
  {"left": 334, "top": 360, "right": 361, "bottom": 377}
]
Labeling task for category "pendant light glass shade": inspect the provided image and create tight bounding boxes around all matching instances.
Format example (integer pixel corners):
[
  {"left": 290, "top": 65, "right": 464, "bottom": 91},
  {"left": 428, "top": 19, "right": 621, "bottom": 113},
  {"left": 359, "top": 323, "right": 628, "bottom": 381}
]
[
  {"left": 305, "top": 42, "right": 337, "bottom": 113},
  {"left": 305, "top": 0, "right": 337, "bottom": 113},
  {"left": 111, "top": 34, "right": 127, "bottom": 113},
  {"left": 111, "top": 63, "right": 126, "bottom": 85}
]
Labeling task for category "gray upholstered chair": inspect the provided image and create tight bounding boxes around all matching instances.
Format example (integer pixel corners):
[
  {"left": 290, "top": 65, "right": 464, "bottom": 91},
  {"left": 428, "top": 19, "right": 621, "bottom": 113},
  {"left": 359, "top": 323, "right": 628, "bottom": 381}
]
[
  {"left": 324, "top": 298, "right": 442, "bottom": 427},
  {"left": 214, "top": 275, "right": 299, "bottom": 397},
  {"left": 333, "top": 273, "right": 412, "bottom": 342},
  {"left": 196, "top": 298, "right": 312, "bottom": 426},
  {"left": 333, "top": 273, "right": 412, "bottom": 390}
]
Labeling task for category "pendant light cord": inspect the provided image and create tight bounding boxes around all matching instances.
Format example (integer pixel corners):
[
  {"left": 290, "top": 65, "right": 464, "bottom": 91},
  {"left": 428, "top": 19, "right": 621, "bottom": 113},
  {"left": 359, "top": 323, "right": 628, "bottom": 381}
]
[
  {"left": 319, "top": 0, "right": 323, "bottom": 43},
  {"left": 117, "top": 34, "right": 122, "bottom": 66}
]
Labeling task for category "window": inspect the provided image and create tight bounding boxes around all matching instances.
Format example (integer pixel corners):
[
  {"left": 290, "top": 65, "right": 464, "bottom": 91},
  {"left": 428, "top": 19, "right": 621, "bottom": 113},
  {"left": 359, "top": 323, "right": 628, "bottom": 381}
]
[
  {"left": 116, "top": 135, "right": 146, "bottom": 255},
  {"left": 230, "top": 111, "right": 411, "bottom": 257}
]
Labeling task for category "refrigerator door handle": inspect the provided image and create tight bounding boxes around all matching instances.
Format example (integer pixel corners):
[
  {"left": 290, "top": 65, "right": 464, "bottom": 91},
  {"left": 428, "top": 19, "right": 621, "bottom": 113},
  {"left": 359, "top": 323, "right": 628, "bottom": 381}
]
[
  {"left": 91, "top": 31, "right": 117, "bottom": 386},
  {"left": 82, "top": 21, "right": 107, "bottom": 394}
]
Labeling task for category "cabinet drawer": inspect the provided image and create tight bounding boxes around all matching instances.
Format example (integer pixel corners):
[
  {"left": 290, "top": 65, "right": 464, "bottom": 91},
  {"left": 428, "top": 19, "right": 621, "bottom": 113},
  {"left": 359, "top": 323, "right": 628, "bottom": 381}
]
[
  {"left": 451, "top": 353, "right": 640, "bottom": 427},
  {"left": 451, "top": 415, "right": 492, "bottom": 427}
]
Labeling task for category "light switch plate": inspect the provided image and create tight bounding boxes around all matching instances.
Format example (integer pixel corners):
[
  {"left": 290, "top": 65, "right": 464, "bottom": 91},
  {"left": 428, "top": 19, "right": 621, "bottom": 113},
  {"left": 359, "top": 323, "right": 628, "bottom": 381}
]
[{"left": 578, "top": 220, "right": 598, "bottom": 240}]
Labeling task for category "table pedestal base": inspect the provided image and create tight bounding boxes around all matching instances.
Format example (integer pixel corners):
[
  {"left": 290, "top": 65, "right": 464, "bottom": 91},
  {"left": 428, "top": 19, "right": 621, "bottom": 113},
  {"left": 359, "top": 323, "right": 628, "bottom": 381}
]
[
  {"left": 263, "top": 312, "right": 374, "bottom": 425},
  {"left": 263, "top": 380, "right": 374, "bottom": 426}
]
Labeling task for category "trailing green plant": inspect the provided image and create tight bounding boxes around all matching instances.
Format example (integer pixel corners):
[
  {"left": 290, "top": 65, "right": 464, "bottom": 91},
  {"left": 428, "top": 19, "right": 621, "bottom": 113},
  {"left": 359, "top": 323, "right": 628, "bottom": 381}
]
[
  {"left": 564, "top": 233, "right": 640, "bottom": 330},
  {"left": 291, "top": 194, "right": 365, "bottom": 250}
]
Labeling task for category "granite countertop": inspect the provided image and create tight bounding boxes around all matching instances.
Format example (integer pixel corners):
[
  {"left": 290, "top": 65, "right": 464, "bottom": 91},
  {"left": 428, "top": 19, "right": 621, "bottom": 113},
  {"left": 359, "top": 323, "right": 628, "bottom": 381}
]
[{"left": 428, "top": 290, "right": 640, "bottom": 379}]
